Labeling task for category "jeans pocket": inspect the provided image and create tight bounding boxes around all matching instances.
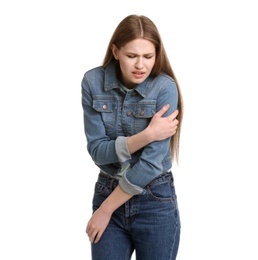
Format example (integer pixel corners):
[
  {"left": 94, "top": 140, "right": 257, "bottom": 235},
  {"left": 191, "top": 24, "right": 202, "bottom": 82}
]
[
  {"left": 94, "top": 181, "right": 110, "bottom": 196},
  {"left": 146, "top": 180, "right": 177, "bottom": 202}
]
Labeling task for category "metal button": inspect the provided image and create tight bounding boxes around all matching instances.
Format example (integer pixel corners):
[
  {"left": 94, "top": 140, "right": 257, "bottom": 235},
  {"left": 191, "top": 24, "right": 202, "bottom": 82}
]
[
  {"left": 127, "top": 111, "right": 132, "bottom": 116},
  {"left": 140, "top": 108, "right": 144, "bottom": 116}
]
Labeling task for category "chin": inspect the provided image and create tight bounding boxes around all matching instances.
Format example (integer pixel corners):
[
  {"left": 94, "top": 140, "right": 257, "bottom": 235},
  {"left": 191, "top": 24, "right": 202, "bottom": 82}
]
[
  {"left": 134, "top": 77, "right": 146, "bottom": 84},
  {"left": 136, "top": 79, "right": 146, "bottom": 84}
]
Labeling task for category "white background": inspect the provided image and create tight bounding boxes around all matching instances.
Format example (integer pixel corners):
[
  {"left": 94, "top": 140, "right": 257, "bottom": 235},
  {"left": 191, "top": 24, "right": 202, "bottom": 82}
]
[{"left": 1, "top": 0, "right": 258, "bottom": 259}]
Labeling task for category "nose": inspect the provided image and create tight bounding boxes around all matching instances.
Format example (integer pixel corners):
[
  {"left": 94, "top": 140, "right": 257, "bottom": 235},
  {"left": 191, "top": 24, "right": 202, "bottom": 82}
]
[{"left": 135, "top": 57, "right": 144, "bottom": 69}]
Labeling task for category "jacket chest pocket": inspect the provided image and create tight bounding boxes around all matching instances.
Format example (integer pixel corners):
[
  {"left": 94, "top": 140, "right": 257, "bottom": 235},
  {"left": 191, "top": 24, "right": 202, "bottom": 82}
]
[
  {"left": 93, "top": 98, "right": 117, "bottom": 132},
  {"left": 133, "top": 101, "right": 156, "bottom": 132}
]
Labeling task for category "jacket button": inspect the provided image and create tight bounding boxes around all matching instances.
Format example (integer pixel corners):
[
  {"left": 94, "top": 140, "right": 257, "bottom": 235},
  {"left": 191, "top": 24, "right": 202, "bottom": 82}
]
[
  {"left": 126, "top": 111, "right": 132, "bottom": 116},
  {"left": 102, "top": 104, "right": 107, "bottom": 110}
]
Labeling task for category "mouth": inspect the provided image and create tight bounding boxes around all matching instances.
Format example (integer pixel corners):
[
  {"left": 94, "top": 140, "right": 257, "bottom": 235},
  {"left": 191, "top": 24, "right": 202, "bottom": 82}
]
[
  {"left": 133, "top": 71, "right": 145, "bottom": 75},
  {"left": 132, "top": 71, "right": 145, "bottom": 79}
]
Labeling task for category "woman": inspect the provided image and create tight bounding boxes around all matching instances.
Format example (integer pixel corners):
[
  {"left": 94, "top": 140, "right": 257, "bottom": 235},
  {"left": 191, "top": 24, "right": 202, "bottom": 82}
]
[{"left": 81, "top": 14, "right": 183, "bottom": 260}]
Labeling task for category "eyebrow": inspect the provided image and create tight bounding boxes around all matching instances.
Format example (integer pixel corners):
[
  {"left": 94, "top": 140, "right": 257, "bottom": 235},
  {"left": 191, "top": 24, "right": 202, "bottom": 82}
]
[{"left": 125, "top": 52, "right": 155, "bottom": 56}]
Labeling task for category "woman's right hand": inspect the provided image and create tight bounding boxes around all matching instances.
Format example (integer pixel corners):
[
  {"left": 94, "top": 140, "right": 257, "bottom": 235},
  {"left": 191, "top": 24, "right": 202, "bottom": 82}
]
[{"left": 147, "top": 104, "right": 179, "bottom": 141}]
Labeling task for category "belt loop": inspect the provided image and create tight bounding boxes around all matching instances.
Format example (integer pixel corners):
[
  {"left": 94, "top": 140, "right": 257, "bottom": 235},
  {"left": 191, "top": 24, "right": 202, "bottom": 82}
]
[{"left": 107, "top": 178, "right": 114, "bottom": 190}]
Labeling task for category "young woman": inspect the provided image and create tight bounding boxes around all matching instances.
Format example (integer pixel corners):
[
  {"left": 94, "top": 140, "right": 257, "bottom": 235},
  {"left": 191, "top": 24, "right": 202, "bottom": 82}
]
[{"left": 81, "top": 14, "right": 183, "bottom": 260}]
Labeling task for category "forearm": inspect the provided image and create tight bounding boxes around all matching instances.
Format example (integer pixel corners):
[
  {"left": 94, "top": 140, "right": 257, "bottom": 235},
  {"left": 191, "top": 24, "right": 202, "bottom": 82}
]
[
  {"left": 100, "top": 185, "right": 133, "bottom": 214},
  {"left": 127, "top": 127, "right": 154, "bottom": 154}
]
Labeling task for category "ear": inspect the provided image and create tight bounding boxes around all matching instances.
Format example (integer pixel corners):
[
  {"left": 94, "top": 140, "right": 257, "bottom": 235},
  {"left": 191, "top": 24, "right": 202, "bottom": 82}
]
[{"left": 111, "top": 44, "right": 119, "bottom": 60}]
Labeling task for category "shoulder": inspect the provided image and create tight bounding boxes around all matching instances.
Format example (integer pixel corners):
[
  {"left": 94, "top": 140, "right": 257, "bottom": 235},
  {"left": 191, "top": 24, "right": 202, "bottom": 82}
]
[
  {"left": 155, "top": 73, "right": 176, "bottom": 86},
  {"left": 81, "top": 66, "right": 104, "bottom": 95},
  {"left": 83, "top": 66, "right": 104, "bottom": 79},
  {"left": 81, "top": 66, "right": 105, "bottom": 89},
  {"left": 150, "top": 73, "right": 177, "bottom": 94}
]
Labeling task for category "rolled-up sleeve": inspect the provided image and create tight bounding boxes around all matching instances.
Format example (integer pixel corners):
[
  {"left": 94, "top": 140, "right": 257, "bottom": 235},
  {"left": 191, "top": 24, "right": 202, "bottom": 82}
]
[{"left": 115, "top": 136, "right": 131, "bottom": 163}]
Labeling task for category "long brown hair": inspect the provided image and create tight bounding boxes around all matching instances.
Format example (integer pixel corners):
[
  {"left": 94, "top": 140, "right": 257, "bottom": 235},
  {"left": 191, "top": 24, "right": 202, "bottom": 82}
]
[{"left": 103, "top": 15, "right": 183, "bottom": 163}]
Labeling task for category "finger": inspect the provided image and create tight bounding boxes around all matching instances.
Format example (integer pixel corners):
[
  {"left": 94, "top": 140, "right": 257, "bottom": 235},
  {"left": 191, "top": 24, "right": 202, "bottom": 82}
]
[
  {"left": 171, "top": 119, "right": 179, "bottom": 127},
  {"left": 87, "top": 228, "right": 97, "bottom": 243},
  {"left": 86, "top": 224, "right": 95, "bottom": 236},
  {"left": 90, "top": 230, "right": 99, "bottom": 243},
  {"left": 167, "top": 110, "right": 179, "bottom": 121},
  {"left": 93, "top": 230, "right": 103, "bottom": 244},
  {"left": 86, "top": 224, "right": 91, "bottom": 234},
  {"left": 155, "top": 104, "right": 170, "bottom": 117}
]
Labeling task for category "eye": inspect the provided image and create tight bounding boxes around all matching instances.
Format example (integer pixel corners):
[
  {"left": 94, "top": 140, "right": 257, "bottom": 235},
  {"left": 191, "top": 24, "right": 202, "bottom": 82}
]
[
  {"left": 127, "top": 55, "right": 136, "bottom": 58},
  {"left": 145, "top": 55, "right": 154, "bottom": 59}
]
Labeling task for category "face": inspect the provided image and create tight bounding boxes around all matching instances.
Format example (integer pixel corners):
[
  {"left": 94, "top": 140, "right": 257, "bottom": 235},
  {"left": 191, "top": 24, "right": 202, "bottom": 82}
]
[{"left": 112, "top": 38, "right": 156, "bottom": 89}]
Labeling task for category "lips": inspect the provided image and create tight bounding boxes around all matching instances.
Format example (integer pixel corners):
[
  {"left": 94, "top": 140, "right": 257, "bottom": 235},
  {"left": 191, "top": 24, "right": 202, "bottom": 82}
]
[
  {"left": 133, "top": 71, "right": 145, "bottom": 75},
  {"left": 132, "top": 71, "right": 145, "bottom": 79}
]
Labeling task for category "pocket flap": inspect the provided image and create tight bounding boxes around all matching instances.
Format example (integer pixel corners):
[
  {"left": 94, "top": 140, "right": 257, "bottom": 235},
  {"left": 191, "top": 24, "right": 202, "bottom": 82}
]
[{"left": 93, "top": 100, "right": 117, "bottom": 112}]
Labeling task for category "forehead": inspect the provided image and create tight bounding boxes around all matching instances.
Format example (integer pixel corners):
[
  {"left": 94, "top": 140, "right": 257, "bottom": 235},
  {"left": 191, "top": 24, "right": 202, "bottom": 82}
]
[{"left": 121, "top": 38, "right": 155, "bottom": 53}]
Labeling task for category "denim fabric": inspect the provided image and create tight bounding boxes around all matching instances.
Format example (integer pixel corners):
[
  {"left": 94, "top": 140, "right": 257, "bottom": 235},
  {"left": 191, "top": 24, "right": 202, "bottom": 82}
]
[
  {"left": 91, "top": 171, "right": 180, "bottom": 260},
  {"left": 81, "top": 62, "right": 178, "bottom": 195}
]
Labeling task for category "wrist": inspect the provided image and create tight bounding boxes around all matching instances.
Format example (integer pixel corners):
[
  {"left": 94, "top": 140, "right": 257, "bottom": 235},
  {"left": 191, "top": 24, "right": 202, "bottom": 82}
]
[
  {"left": 99, "top": 202, "right": 114, "bottom": 216},
  {"left": 144, "top": 126, "right": 155, "bottom": 143}
]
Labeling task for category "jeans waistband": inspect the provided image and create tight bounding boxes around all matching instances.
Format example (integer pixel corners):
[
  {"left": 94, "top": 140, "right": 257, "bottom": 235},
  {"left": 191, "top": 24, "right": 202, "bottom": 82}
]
[{"left": 98, "top": 171, "right": 173, "bottom": 190}]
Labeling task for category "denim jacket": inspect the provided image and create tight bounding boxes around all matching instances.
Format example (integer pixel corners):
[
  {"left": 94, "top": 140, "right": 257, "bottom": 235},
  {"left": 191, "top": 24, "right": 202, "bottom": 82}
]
[{"left": 81, "top": 62, "right": 178, "bottom": 195}]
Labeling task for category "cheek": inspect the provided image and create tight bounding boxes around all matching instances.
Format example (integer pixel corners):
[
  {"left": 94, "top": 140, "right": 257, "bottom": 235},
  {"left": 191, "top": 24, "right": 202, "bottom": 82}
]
[
  {"left": 119, "top": 61, "right": 133, "bottom": 74},
  {"left": 143, "top": 58, "right": 155, "bottom": 70},
  {"left": 147, "top": 60, "right": 155, "bottom": 70}
]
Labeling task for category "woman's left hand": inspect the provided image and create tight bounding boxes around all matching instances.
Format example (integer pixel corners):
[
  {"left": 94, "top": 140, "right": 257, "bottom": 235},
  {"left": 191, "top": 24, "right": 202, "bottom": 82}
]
[{"left": 86, "top": 206, "right": 112, "bottom": 244}]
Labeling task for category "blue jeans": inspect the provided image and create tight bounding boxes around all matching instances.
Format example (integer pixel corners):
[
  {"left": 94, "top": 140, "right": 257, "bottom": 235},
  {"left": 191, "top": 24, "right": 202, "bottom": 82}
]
[{"left": 91, "top": 171, "right": 181, "bottom": 260}]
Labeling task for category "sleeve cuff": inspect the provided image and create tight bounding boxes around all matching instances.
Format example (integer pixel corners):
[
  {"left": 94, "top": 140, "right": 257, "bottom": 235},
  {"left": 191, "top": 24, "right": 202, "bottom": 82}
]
[
  {"left": 115, "top": 136, "right": 131, "bottom": 163},
  {"left": 119, "top": 174, "right": 144, "bottom": 195}
]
